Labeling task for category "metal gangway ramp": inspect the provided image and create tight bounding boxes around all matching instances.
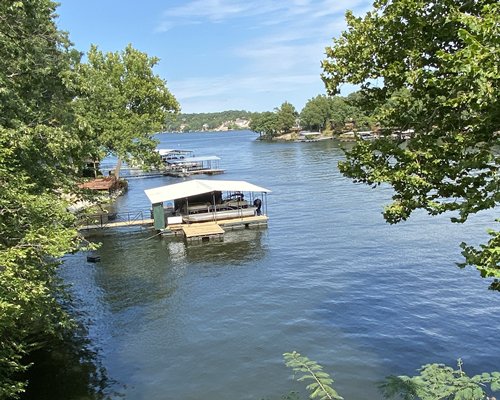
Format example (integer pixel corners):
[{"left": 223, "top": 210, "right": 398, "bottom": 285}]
[{"left": 78, "top": 210, "right": 153, "bottom": 231}]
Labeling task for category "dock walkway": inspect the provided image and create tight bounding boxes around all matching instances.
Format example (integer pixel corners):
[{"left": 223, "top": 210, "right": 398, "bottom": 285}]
[
  {"left": 78, "top": 210, "right": 153, "bottom": 231},
  {"left": 78, "top": 210, "right": 268, "bottom": 243}
]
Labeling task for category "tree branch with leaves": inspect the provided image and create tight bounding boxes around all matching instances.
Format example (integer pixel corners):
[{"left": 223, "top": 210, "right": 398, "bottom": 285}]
[{"left": 322, "top": 0, "right": 500, "bottom": 288}]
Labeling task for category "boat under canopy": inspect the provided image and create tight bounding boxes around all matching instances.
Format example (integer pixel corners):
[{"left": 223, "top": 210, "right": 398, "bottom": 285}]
[{"left": 144, "top": 179, "right": 271, "bottom": 233}]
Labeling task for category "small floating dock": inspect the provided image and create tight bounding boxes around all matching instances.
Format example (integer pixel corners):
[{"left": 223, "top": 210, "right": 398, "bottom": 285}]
[
  {"left": 163, "top": 215, "right": 269, "bottom": 236},
  {"left": 181, "top": 222, "right": 224, "bottom": 242}
]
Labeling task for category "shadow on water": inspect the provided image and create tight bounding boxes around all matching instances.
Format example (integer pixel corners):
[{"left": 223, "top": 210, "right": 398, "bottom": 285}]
[{"left": 21, "top": 314, "right": 114, "bottom": 400}]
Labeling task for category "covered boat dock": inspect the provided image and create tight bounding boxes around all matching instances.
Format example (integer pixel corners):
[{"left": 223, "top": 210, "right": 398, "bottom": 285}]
[
  {"left": 157, "top": 149, "right": 224, "bottom": 176},
  {"left": 164, "top": 155, "right": 224, "bottom": 177},
  {"left": 144, "top": 179, "right": 271, "bottom": 241}
]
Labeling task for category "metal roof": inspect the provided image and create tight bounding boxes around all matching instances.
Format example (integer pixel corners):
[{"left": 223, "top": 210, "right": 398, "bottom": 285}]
[{"left": 144, "top": 179, "right": 271, "bottom": 204}]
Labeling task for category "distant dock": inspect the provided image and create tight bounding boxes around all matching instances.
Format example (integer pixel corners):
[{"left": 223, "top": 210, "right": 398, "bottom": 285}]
[
  {"left": 163, "top": 168, "right": 225, "bottom": 177},
  {"left": 159, "top": 150, "right": 225, "bottom": 177}
]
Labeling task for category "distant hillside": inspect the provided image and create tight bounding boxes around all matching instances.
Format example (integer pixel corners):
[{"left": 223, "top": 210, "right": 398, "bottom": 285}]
[{"left": 165, "top": 110, "right": 259, "bottom": 132}]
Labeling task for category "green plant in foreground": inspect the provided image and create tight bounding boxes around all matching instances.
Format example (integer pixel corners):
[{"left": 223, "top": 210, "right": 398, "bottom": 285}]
[
  {"left": 285, "top": 354, "right": 500, "bottom": 400},
  {"left": 283, "top": 351, "right": 343, "bottom": 400},
  {"left": 380, "top": 359, "right": 500, "bottom": 400}
]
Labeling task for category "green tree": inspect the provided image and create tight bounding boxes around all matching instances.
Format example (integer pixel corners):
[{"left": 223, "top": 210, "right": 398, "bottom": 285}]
[
  {"left": 0, "top": 1, "right": 179, "bottom": 397},
  {"left": 0, "top": 1, "right": 83, "bottom": 397},
  {"left": 276, "top": 101, "right": 298, "bottom": 133},
  {"left": 300, "top": 95, "right": 332, "bottom": 131},
  {"left": 344, "top": 92, "right": 374, "bottom": 130},
  {"left": 328, "top": 96, "right": 368, "bottom": 132},
  {"left": 299, "top": 94, "right": 370, "bottom": 132},
  {"left": 73, "top": 44, "right": 179, "bottom": 167},
  {"left": 322, "top": 0, "right": 500, "bottom": 286},
  {"left": 249, "top": 111, "right": 281, "bottom": 139}
]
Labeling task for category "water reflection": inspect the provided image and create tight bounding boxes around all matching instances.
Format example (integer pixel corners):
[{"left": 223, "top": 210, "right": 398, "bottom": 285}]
[
  {"left": 184, "top": 228, "right": 267, "bottom": 265},
  {"left": 73, "top": 227, "right": 268, "bottom": 329},
  {"left": 86, "top": 231, "right": 186, "bottom": 314}
]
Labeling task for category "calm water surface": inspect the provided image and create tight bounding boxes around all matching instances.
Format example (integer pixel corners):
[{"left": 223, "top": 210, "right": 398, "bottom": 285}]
[{"left": 58, "top": 131, "right": 499, "bottom": 399}]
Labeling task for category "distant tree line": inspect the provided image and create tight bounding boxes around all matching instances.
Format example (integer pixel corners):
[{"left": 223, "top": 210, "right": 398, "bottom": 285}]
[
  {"left": 249, "top": 93, "right": 375, "bottom": 139},
  {"left": 169, "top": 92, "right": 376, "bottom": 139},
  {"left": 165, "top": 110, "right": 258, "bottom": 132}
]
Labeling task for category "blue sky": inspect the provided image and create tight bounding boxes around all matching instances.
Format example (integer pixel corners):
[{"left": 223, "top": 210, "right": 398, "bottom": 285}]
[{"left": 56, "top": 0, "right": 372, "bottom": 114}]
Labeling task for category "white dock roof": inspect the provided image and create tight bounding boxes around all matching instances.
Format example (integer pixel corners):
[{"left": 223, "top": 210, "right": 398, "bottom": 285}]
[{"left": 144, "top": 179, "right": 271, "bottom": 204}]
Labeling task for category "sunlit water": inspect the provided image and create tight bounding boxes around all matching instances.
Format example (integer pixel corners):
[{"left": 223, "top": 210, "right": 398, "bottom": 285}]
[{"left": 55, "top": 131, "right": 499, "bottom": 399}]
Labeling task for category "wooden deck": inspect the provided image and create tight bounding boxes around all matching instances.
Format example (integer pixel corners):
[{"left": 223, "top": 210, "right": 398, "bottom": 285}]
[
  {"left": 163, "top": 215, "right": 268, "bottom": 238},
  {"left": 182, "top": 222, "right": 225, "bottom": 242}
]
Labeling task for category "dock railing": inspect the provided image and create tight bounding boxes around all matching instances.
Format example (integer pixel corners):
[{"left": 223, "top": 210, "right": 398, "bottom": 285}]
[{"left": 77, "top": 209, "right": 153, "bottom": 230}]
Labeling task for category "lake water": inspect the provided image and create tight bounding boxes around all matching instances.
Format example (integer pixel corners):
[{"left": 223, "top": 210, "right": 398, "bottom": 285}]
[{"left": 51, "top": 131, "right": 499, "bottom": 399}]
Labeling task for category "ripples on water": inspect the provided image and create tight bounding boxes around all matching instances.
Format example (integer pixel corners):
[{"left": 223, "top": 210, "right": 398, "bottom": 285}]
[{"left": 54, "top": 131, "right": 500, "bottom": 400}]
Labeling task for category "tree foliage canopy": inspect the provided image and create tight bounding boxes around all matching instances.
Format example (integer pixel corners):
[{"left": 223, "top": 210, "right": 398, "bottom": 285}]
[
  {"left": 299, "top": 94, "right": 372, "bottom": 132},
  {"left": 73, "top": 44, "right": 179, "bottom": 166},
  {"left": 249, "top": 111, "right": 281, "bottom": 138},
  {"left": 166, "top": 110, "right": 256, "bottom": 132},
  {"left": 322, "top": 0, "right": 500, "bottom": 285},
  {"left": 249, "top": 102, "right": 298, "bottom": 138},
  {"left": 300, "top": 95, "right": 332, "bottom": 132},
  {"left": 276, "top": 101, "right": 298, "bottom": 133},
  {"left": 0, "top": 1, "right": 179, "bottom": 397},
  {"left": 1, "top": 1, "right": 81, "bottom": 396}
]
